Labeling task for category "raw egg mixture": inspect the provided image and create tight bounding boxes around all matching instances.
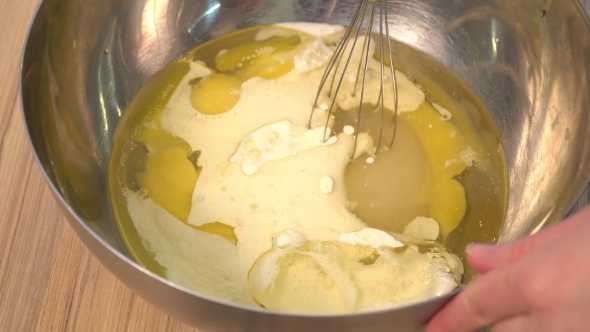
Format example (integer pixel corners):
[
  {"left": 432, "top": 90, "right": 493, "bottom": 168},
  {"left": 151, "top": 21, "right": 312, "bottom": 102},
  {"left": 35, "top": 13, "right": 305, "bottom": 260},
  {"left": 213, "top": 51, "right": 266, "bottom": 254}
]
[{"left": 109, "top": 23, "right": 507, "bottom": 314}]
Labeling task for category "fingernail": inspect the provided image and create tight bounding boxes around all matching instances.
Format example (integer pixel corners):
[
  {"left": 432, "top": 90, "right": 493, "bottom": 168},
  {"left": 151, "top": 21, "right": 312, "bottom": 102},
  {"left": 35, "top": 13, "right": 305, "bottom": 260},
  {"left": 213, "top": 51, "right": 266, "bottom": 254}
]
[{"left": 466, "top": 243, "right": 497, "bottom": 256}]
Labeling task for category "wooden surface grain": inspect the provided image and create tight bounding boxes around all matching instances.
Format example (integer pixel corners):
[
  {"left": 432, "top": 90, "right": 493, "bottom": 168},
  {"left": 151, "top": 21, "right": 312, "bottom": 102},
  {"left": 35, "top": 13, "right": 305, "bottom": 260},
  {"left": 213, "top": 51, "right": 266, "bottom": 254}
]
[
  {"left": 0, "top": 0, "right": 198, "bottom": 331},
  {"left": 0, "top": 0, "right": 589, "bottom": 331}
]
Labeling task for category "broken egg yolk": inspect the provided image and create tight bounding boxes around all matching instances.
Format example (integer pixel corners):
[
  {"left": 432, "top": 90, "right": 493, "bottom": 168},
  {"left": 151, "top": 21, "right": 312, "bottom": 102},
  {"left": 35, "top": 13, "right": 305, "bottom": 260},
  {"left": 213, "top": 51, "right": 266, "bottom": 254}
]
[
  {"left": 190, "top": 74, "right": 242, "bottom": 115},
  {"left": 400, "top": 102, "right": 470, "bottom": 236},
  {"left": 133, "top": 124, "right": 237, "bottom": 244}
]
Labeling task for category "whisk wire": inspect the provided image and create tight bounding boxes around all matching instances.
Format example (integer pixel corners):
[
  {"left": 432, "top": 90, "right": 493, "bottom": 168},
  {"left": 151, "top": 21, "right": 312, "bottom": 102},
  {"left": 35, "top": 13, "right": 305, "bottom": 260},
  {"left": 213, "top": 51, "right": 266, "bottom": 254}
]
[
  {"left": 314, "top": 0, "right": 370, "bottom": 143},
  {"left": 376, "top": 2, "right": 386, "bottom": 154},
  {"left": 308, "top": 0, "right": 366, "bottom": 130},
  {"left": 352, "top": 17, "right": 370, "bottom": 96},
  {"left": 326, "top": 1, "right": 367, "bottom": 97},
  {"left": 351, "top": 2, "right": 376, "bottom": 159},
  {"left": 315, "top": 1, "right": 364, "bottom": 94},
  {"left": 384, "top": 4, "right": 399, "bottom": 149},
  {"left": 310, "top": 0, "right": 399, "bottom": 159}
]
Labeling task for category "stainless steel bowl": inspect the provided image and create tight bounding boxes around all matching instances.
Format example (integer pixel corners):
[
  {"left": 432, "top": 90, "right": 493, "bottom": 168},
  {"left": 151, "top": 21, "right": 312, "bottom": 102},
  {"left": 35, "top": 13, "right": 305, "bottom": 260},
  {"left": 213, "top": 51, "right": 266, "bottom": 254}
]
[{"left": 21, "top": 0, "right": 590, "bottom": 331}]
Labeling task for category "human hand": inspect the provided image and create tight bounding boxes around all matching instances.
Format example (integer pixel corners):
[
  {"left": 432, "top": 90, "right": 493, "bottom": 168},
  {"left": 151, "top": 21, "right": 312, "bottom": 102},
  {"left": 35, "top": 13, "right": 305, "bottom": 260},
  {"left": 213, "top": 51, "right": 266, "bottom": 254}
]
[{"left": 425, "top": 204, "right": 590, "bottom": 332}]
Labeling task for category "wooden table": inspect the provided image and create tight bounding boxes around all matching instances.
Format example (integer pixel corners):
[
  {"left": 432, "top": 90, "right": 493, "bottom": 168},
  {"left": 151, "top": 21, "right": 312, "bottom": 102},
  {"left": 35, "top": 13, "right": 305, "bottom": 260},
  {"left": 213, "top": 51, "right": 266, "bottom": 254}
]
[
  {"left": 0, "top": 0, "right": 198, "bottom": 331},
  {"left": 0, "top": 0, "right": 589, "bottom": 331}
]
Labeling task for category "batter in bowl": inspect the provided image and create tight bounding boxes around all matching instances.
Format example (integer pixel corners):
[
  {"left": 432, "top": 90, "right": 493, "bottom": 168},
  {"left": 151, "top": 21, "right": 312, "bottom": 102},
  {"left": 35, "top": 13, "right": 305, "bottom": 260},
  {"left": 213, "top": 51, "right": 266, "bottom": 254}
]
[{"left": 109, "top": 23, "right": 505, "bottom": 313}]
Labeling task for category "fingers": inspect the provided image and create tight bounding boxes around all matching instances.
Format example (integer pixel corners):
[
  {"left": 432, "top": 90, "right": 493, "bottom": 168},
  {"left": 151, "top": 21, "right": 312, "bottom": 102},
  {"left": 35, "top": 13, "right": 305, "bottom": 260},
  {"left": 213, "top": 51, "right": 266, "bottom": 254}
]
[
  {"left": 489, "top": 314, "right": 529, "bottom": 332},
  {"left": 425, "top": 265, "right": 529, "bottom": 332},
  {"left": 428, "top": 205, "right": 590, "bottom": 332},
  {"left": 467, "top": 205, "right": 590, "bottom": 273}
]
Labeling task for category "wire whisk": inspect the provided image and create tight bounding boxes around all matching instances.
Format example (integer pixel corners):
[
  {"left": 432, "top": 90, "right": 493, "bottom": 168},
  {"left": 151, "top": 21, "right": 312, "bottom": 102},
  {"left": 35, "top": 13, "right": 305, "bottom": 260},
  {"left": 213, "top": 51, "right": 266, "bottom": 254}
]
[{"left": 309, "top": 0, "right": 399, "bottom": 159}]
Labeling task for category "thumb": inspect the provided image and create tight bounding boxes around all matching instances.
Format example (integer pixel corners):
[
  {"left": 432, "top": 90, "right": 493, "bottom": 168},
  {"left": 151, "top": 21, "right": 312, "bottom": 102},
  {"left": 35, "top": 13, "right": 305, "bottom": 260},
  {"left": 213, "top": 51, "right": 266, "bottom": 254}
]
[{"left": 467, "top": 204, "right": 590, "bottom": 273}]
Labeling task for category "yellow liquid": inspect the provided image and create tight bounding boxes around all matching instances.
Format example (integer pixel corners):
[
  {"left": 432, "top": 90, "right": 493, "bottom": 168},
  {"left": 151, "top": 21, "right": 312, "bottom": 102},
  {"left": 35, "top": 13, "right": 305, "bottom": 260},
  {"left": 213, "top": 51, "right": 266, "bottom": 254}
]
[{"left": 108, "top": 25, "right": 507, "bottom": 288}]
